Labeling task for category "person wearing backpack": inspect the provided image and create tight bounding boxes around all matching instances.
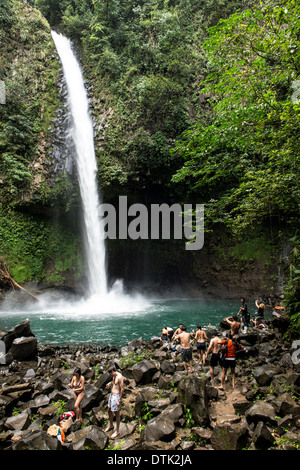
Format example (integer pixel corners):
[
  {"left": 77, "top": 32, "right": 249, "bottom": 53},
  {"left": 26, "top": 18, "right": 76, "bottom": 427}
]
[{"left": 218, "top": 333, "right": 237, "bottom": 391}]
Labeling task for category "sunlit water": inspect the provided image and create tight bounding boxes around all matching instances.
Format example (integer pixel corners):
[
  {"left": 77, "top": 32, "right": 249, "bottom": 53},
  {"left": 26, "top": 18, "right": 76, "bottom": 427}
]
[{"left": 0, "top": 294, "right": 245, "bottom": 347}]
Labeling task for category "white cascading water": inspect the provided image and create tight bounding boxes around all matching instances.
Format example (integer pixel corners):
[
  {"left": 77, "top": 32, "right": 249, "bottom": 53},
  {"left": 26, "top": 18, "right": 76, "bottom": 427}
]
[
  {"left": 51, "top": 31, "right": 107, "bottom": 297},
  {"left": 47, "top": 31, "right": 149, "bottom": 314},
  {"left": 0, "top": 32, "right": 150, "bottom": 322}
]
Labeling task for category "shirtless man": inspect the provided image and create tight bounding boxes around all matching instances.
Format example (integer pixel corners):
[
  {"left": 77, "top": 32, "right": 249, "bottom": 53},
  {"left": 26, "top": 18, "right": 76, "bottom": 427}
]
[
  {"left": 195, "top": 325, "right": 208, "bottom": 366},
  {"left": 105, "top": 366, "right": 124, "bottom": 439},
  {"left": 174, "top": 325, "right": 194, "bottom": 373},
  {"left": 206, "top": 331, "right": 222, "bottom": 381},
  {"left": 226, "top": 316, "right": 241, "bottom": 337},
  {"left": 174, "top": 323, "right": 183, "bottom": 338}
]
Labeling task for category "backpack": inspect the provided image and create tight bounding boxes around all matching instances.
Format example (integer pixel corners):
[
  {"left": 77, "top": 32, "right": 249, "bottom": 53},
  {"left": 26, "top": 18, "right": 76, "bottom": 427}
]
[
  {"left": 219, "top": 337, "right": 243, "bottom": 359},
  {"left": 219, "top": 338, "right": 229, "bottom": 359},
  {"left": 232, "top": 336, "right": 243, "bottom": 353}
]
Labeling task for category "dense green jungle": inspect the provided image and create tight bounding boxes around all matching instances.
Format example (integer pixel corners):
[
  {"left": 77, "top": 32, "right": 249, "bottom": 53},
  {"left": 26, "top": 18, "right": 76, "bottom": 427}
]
[{"left": 0, "top": 0, "right": 299, "bottom": 337}]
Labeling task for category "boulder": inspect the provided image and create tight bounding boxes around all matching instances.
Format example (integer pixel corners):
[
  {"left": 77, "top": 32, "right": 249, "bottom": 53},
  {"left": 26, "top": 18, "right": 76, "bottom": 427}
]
[
  {"left": 10, "top": 336, "right": 37, "bottom": 360},
  {"left": 68, "top": 425, "right": 108, "bottom": 450},
  {"left": 211, "top": 421, "right": 249, "bottom": 450},
  {"left": 132, "top": 360, "right": 158, "bottom": 385},
  {"left": 177, "top": 375, "right": 209, "bottom": 426},
  {"left": 11, "top": 430, "right": 62, "bottom": 450},
  {"left": 252, "top": 421, "right": 275, "bottom": 449},
  {"left": 141, "top": 416, "right": 176, "bottom": 443},
  {"left": 5, "top": 409, "right": 31, "bottom": 431},
  {"left": 2, "top": 318, "right": 34, "bottom": 350},
  {"left": 245, "top": 401, "right": 277, "bottom": 426},
  {"left": 160, "top": 360, "right": 176, "bottom": 374},
  {"left": 253, "top": 365, "right": 278, "bottom": 386},
  {"left": 272, "top": 392, "right": 300, "bottom": 418},
  {"left": 28, "top": 394, "right": 50, "bottom": 413},
  {"left": 159, "top": 404, "right": 183, "bottom": 423},
  {"left": 134, "top": 387, "right": 158, "bottom": 416}
]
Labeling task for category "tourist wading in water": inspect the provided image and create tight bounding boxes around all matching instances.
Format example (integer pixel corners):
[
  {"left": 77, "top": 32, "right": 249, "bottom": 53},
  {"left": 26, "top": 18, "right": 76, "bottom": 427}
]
[
  {"left": 69, "top": 367, "right": 85, "bottom": 422},
  {"left": 105, "top": 366, "right": 124, "bottom": 439}
]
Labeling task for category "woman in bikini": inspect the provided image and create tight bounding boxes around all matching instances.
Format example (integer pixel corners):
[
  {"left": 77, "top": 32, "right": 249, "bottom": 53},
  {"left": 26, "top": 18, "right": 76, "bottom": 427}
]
[{"left": 69, "top": 367, "right": 85, "bottom": 422}]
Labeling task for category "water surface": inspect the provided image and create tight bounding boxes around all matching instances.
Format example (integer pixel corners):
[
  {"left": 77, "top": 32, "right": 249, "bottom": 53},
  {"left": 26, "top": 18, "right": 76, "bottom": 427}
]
[{"left": 0, "top": 296, "right": 244, "bottom": 347}]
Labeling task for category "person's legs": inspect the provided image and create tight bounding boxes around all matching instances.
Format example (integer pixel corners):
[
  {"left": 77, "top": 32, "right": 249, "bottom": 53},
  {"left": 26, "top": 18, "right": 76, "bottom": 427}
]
[
  {"left": 219, "top": 367, "right": 227, "bottom": 390},
  {"left": 231, "top": 367, "right": 236, "bottom": 388},
  {"left": 74, "top": 392, "right": 84, "bottom": 421},
  {"left": 105, "top": 408, "right": 114, "bottom": 432},
  {"left": 111, "top": 411, "right": 120, "bottom": 439}
]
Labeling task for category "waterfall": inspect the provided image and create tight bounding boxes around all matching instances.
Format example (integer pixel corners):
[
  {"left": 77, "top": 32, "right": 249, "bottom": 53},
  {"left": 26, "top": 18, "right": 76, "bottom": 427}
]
[{"left": 51, "top": 31, "right": 107, "bottom": 297}]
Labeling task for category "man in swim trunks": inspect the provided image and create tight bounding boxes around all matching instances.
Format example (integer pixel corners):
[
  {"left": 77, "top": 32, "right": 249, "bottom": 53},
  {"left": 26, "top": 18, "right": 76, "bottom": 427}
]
[
  {"left": 174, "top": 325, "right": 194, "bottom": 373},
  {"left": 195, "top": 325, "right": 209, "bottom": 366},
  {"left": 206, "top": 331, "right": 222, "bottom": 381},
  {"left": 105, "top": 366, "right": 124, "bottom": 439}
]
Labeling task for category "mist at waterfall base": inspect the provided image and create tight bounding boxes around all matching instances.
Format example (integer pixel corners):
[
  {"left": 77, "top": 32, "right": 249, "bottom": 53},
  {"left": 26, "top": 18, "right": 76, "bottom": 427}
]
[
  {"left": 0, "top": 32, "right": 241, "bottom": 346},
  {"left": 0, "top": 294, "right": 242, "bottom": 347}
]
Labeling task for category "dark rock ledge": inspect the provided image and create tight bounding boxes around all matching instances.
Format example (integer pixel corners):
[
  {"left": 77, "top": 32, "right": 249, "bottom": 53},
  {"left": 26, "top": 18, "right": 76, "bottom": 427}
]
[{"left": 0, "top": 314, "right": 299, "bottom": 451}]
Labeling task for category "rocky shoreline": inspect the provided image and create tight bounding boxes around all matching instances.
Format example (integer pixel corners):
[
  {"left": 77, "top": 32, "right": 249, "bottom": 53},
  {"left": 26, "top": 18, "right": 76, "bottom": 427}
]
[{"left": 0, "top": 312, "right": 299, "bottom": 451}]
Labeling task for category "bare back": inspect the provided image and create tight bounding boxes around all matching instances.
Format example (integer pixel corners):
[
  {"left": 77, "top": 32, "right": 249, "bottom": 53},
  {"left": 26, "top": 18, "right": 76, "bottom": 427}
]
[
  {"left": 210, "top": 336, "right": 220, "bottom": 354},
  {"left": 178, "top": 331, "right": 191, "bottom": 349},
  {"left": 196, "top": 330, "right": 207, "bottom": 342}
]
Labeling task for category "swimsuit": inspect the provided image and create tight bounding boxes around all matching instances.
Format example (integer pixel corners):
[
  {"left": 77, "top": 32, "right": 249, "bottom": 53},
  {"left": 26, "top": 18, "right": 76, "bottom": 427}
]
[
  {"left": 197, "top": 341, "right": 206, "bottom": 351},
  {"left": 210, "top": 353, "right": 222, "bottom": 367},
  {"left": 108, "top": 393, "right": 121, "bottom": 412},
  {"left": 181, "top": 347, "right": 192, "bottom": 362}
]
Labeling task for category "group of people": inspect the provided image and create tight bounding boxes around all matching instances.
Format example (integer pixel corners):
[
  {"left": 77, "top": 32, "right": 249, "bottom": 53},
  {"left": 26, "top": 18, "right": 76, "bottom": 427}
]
[
  {"left": 67, "top": 297, "right": 265, "bottom": 440},
  {"left": 160, "top": 296, "right": 266, "bottom": 389}
]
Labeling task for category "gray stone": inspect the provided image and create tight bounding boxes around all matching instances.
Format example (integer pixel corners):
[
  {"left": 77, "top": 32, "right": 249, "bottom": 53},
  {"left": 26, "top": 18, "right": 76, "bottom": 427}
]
[
  {"left": 5, "top": 409, "right": 31, "bottom": 431},
  {"left": 69, "top": 425, "right": 108, "bottom": 450},
  {"left": 177, "top": 375, "right": 209, "bottom": 426},
  {"left": 245, "top": 401, "right": 277, "bottom": 426},
  {"left": 132, "top": 360, "right": 158, "bottom": 385},
  {"left": 252, "top": 421, "right": 275, "bottom": 449},
  {"left": 142, "top": 416, "right": 176, "bottom": 443},
  {"left": 11, "top": 430, "right": 62, "bottom": 450},
  {"left": 211, "top": 421, "right": 249, "bottom": 450},
  {"left": 10, "top": 336, "right": 37, "bottom": 360}
]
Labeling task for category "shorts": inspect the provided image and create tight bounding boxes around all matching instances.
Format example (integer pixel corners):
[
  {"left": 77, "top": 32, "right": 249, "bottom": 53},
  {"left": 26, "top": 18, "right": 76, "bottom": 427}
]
[
  {"left": 181, "top": 347, "right": 192, "bottom": 362},
  {"left": 108, "top": 393, "right": 121, "bottom": 412},
  {"left": 210, "top": 353, "right": 222, "bottom": 367},
  {"left": 197, "top": 342, "right": 206, "bottom": 351},
  {"left": 222, "top": 358, "right": 236, "bottom": 369}
]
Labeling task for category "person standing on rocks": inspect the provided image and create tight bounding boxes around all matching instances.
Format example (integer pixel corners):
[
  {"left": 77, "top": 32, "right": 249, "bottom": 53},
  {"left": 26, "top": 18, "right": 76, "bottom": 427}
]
[
  {"left": 206, "top": 331, "right": 222, "bottom": 381},
  {"left": 105, "top": 366, "right": 124, "bottom": 439},
  {"left": 174, "top": 325, "right": 194, "bottom": 374},
  {"left": 238, "top": 298, "right": 250, "bottom": 332},
  {"left": 225, "top": 316, "right": 241, "bottom": 338},
  {"left": 69, "top": 367, "right": 85, "bottom": 422},
  {"left": 218, "top": 334, "right": 237, "bottom": 390},
  {"left": 195, "top": 325, "right": 209, "bottom": 366}
]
